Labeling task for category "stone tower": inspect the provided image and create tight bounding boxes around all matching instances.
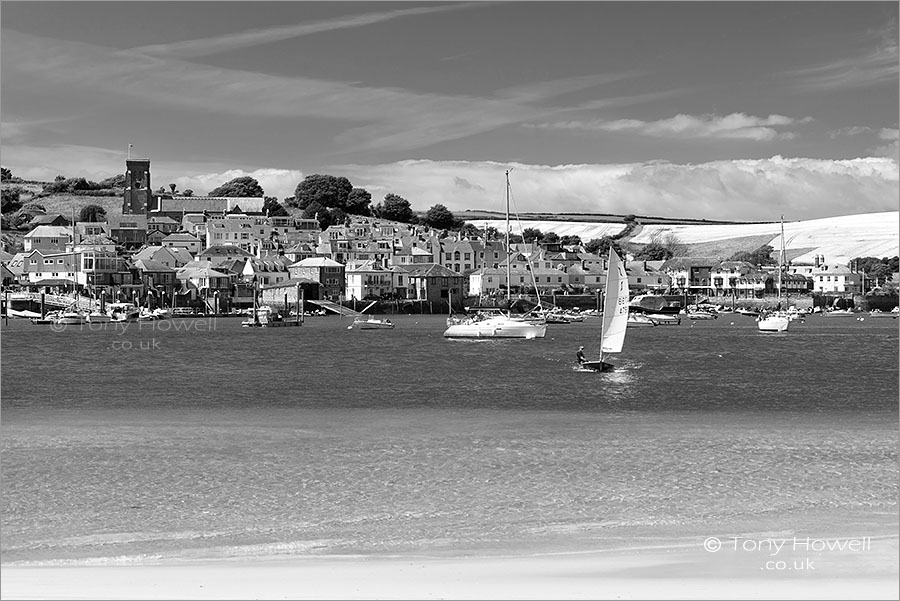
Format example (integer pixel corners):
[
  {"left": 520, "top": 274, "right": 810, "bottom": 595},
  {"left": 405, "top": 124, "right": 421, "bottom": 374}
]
[{"left": 122, "top": 159, "right": 154, "bottom": 214}]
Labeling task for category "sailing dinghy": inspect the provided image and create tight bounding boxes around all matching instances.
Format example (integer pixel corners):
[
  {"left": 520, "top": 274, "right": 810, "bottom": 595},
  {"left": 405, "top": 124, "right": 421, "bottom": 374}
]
[{"left": 581, "top": 248, "right": 630, "bottom": 372}]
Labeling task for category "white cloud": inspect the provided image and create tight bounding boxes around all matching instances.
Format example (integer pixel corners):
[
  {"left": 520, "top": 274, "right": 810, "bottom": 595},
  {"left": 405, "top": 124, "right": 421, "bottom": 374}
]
[
  {"left": 534, "top": 113, "right": 809, "bottom": 140},
  {"left": 827, "top": 126, "right": 873, "bottom": 139},
  {"left": 4, "top": 144, "right": 897, "bottom": 223},
  {"left": 866, "top": 128, "right": 900, "bottom": 160},
  {"left": 328, "top": 156, "right": 898, "bottom": 222},
  {"left": 168, "top": 168, "right": 304, "bottom": 200},
  {"left": 0, "top": 143, "right": 303, "bottom": 199}
]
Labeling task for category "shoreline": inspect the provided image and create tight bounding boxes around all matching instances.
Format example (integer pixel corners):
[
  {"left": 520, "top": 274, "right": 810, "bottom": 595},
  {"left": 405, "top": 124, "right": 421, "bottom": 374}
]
[{"left": 3, "top": 536, "right": 898, "bottom": 600}]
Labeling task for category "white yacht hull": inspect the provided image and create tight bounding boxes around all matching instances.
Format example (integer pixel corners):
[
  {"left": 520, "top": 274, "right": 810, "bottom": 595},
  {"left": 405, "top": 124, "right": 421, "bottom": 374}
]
[
  {"left": 443, "top": 315, "right": 547, "bottom": 339},
  {"left": 757, "top": 315, "right": 790, "bottom": 332}
]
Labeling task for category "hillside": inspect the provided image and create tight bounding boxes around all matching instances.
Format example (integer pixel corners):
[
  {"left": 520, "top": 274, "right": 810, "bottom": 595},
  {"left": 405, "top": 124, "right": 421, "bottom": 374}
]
[
  {"left": 468, "top": 212, "right": 899, "bottom": 264},
  {"left": 2, "top": 181, "right": 897, "bottom": 264}
]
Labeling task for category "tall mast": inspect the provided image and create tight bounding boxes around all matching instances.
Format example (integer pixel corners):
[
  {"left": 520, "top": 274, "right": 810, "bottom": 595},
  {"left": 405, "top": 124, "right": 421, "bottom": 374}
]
[
  {"left": 71, "top": 206, "right": 77, "bottom": 301},
  {"left": 505, "top": 169, "right": 511, "bottom": 304},
  {"left": 778, "top": 215, "right": 784, "bottom": 303}
]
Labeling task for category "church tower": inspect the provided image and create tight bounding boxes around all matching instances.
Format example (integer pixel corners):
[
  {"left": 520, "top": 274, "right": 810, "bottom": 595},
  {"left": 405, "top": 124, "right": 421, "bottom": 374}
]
[{"left": 122, "top": 159, "right": 154, "bottom": 214}]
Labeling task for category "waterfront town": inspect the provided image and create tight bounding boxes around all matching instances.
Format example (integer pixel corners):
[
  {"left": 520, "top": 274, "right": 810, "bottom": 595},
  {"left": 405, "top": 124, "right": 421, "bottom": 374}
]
[{"left": 1, "top": 158, "right": 897, "bottom": 319}]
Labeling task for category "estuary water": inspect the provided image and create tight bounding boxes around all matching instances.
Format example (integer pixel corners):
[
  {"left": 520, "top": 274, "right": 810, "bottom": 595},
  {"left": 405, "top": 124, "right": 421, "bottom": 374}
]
[{"left": 1, "top": 312, "right": 897, "bottom": 565}]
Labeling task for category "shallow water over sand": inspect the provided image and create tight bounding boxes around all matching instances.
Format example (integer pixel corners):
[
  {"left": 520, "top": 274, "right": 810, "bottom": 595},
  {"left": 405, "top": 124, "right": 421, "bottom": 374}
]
[{"left": 1, "top": 314, "right": 897, "bottom": 564}]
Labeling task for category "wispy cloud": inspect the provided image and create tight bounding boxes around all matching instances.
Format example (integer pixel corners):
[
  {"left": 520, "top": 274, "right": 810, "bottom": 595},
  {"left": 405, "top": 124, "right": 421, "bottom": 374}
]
[
  {"left": 125, "top": 3, "right": 484, "bottom": 59},
  {"left": 530, "top": 113, "right": 811, "bottom": 141},
  {"left": 828, "top": 126, "right": 873, "bottom": 139},
  {"left": 784, "top": 24, "right": 899, "bottom": 91},
  {"left": 1, "top": 29, "right": 632, "bottom": 158}
]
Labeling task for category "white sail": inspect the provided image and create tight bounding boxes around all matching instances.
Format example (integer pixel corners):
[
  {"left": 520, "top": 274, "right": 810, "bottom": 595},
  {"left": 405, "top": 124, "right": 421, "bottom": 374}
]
[{"left": 600, "top": 248, "right": 629, "bottom": 354}]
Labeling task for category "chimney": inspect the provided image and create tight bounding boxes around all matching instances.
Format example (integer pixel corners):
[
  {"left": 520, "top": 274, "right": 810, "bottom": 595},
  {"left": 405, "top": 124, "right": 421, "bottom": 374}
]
[{"left": 814, "top": 255, "right": 820, "bottom": 267}]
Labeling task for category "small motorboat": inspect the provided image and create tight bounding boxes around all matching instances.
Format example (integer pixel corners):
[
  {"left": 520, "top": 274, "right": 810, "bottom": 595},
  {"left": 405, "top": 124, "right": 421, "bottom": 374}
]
[
  {"left": 627, "top": 313, "right": 657, "bottom": 327},
  {"left": 648, "top": 314, "right": 681, "bottom": 326},
  {"left": 686, "top": 311, "right": 717, "bottom": 320},
  {"left": 54, "top": 308, "right": 89, "bottom": 325},
  {"left": 352, "top": 317, "right": 395, "bottom": 330}
]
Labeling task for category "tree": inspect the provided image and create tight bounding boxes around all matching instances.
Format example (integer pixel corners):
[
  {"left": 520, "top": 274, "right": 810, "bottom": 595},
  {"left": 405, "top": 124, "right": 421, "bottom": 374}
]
[
  {"left": 584, "top": 236, "right": 622, "bottom": 257},
  {"left": 99, "top": 174, "right": 126, "bottom": 188},
  {"left": 1, "top": 167, "right": 12, "bottom": 181},
  {"left": 375, "top": 193, "right": 414, "bottom": 223},
  {"left": 169, "top": 183, "right": 177, "bottom": 195},
  {"left": 728, "top": 245, "right": 775, "bottom": 266},
  {"left": 346, "top": 187, "right": 372, "bottom": 216},
  {"left": 79, "top": 204, "right": 107, "bottom": 223},
  {"left": 633, "top": 242, "right": 673, "bottom": 261},
  {"left": 209, "top": 176, "right": 264, "bottom": 197},
  {"left": 459, "top": 223, "right": 481, "bottom": 238},
  {"left": 542, "top": 232, "right": 560, "bottom": 244},
  {"left": 301, "top": 200, "right": 343, "bottom": 230},
  {"left": 852, "top": 256, "right": 899, "bottom": 285},
  {"left": 20, "top": 202, "right": 46, "bottom": 215},
  {"left": 559, "top": 235, "right": 582, "bottom": 246},
  {"left": 262, "top": 196, "right": 289, "bottom": 217},
  {"left": 182, "top": 189, "right": 194, "bottom": 197},
  {"left": 484, "top": 226, "right": 501, "bottom": 241},
  {"left": 2, "top": 187, "right": 23, "bottom": 214},
  {"left": 522, "top": 227, "right": 544, "bottom": 243},
  {"left": 422, "top": 204, "right": 456, "bottom": 230},
  {"left": 292, "top": 174, "right": 352, "bottom": 211}
]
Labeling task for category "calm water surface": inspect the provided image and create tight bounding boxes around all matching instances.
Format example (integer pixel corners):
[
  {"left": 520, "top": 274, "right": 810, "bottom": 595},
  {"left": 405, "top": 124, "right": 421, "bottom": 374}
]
[{"left": 1, "top": 313, "right": 897, "bottom": 564}]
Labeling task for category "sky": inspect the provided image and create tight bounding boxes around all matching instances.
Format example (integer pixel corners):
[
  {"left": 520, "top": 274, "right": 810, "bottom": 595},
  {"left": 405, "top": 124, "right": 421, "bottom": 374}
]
[{"left": 2, "top": 1, "right": 898, "bottom": 222}]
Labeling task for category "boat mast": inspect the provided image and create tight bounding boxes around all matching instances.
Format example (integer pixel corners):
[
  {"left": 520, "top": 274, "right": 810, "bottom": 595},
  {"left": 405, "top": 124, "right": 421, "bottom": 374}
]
[
  {"left": 505, "top": 169, "right": 511, "bottom": 307},
  {"left": 71, "top": 206, "right": 77, "bottom": 309},
  {"left": 778, "top": 215, "right": 784, "bottom": 306}
]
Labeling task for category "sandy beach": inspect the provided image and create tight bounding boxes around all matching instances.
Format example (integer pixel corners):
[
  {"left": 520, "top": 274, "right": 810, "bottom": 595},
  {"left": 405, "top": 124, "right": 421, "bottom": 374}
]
[{"left": 3, "top": 536, "right": 897, "bottom": 600}]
